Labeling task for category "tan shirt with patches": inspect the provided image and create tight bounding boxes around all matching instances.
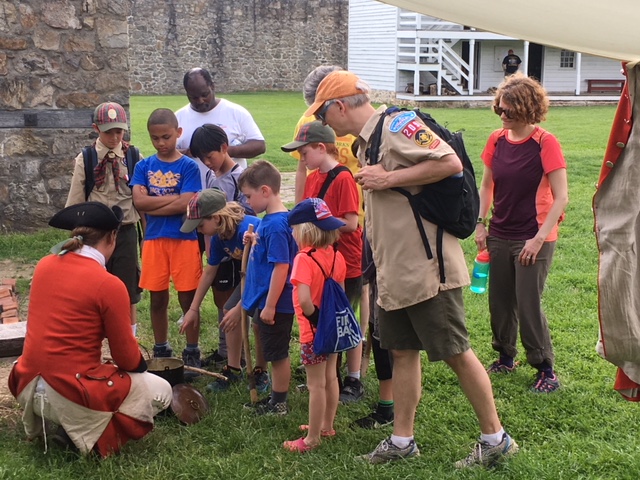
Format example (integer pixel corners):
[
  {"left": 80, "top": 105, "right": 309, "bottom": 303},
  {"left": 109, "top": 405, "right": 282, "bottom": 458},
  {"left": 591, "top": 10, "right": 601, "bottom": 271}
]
[
  {"left": 357, "top": 106, "right": 470, "bottom": 311},
  {"left": 66, "top": 139, "right": 140, "bottom": 225}
]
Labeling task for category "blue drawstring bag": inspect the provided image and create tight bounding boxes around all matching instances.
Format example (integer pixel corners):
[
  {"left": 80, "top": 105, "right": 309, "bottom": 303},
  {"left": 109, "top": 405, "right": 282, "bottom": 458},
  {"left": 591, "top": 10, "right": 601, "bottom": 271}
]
[{"left": 306, "top": 247, "right": 362, "bottom": 355}]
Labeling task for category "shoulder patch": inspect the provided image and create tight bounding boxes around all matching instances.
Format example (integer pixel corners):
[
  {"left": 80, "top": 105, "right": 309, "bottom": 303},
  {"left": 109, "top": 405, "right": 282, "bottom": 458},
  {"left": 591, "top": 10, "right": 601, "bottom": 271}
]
[
  {"left": 388, "top": 111, "right": 417, "bottom": 133},
  {"left": 414, "top": 129, "right": 441, "bottom": 149},
  {"left": 401, "top": 120, "right": 423, "bottom": 139}
]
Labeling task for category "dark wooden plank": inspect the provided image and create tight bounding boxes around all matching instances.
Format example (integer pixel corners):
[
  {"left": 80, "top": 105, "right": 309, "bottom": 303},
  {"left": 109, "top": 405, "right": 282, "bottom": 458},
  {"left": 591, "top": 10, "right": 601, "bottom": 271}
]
[
  {"left": 0, "top": 321, "right": 26, "bottom": 357},
  {"left": 0, "top": 109, "right": 95, "bottom": 129}
]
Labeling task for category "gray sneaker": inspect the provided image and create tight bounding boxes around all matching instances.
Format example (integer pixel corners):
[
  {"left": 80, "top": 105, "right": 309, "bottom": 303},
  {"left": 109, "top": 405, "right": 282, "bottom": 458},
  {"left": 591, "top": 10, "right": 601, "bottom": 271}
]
[
  {"left": 253, "top": 400, "right": 288, "bottom": 416},
  {"left": 182, "top": 348, "right": 202, "bottom": 382},
  {"left": 339, "top": 376, "right": 364, "bottom": 404},
  {"left": 454, "top": 433, "right": 519, "bottom": 469},
  {"left": 357, "top": 437, "right": 420, "bottom": 464},
  {"left": 153, "top": 344, "right": 174, "bottom": 358}
]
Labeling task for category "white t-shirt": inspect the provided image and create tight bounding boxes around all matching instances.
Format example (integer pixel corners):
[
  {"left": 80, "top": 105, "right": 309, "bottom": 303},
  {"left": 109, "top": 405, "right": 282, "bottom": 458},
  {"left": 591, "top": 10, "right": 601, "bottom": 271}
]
[{"left": 175, "top": 98, "right": 265, "bottom": 169}]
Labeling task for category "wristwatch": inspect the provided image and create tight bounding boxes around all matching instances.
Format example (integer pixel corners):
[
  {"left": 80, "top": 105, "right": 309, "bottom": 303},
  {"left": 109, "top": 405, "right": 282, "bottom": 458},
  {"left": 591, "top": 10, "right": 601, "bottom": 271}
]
[{"left": 476, "top": 217, "right": 488, "bottom": 227}]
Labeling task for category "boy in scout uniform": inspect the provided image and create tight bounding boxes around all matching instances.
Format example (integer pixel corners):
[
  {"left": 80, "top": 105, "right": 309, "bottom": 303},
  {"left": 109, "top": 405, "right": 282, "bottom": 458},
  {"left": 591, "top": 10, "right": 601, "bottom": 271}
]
[{"left": 66, "top": 102, "right": 142, "bottom": 335}]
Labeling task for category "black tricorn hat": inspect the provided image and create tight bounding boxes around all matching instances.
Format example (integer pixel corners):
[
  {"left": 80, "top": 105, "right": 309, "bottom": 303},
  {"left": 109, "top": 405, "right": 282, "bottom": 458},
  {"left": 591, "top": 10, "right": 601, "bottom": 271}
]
[{"left": 49, "top": 202, "right": 123, "bottom": 231}]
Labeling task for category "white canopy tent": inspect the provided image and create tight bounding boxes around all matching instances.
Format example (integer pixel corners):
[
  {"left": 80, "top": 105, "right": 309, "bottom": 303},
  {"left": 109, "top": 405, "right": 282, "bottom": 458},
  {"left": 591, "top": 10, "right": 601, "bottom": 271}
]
[
  {"left": 382, "top": 0, "right": 640, "bottom": 399},
  {"left": 381, "top": 0, "right": 639, "bottom": 62}
]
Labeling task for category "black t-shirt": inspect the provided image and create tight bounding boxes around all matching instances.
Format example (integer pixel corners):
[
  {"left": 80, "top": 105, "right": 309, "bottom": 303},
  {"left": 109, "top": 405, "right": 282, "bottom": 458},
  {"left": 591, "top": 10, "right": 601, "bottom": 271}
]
[{"left": 502, "top": 54, "right": 522, "bottom": 74}]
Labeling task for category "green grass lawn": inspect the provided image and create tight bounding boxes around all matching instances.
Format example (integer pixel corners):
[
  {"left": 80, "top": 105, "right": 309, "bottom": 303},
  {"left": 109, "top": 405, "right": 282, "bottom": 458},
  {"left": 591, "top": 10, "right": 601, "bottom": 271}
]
[{"left": 3, "top": 99, "right": 640, "bottom": 479}]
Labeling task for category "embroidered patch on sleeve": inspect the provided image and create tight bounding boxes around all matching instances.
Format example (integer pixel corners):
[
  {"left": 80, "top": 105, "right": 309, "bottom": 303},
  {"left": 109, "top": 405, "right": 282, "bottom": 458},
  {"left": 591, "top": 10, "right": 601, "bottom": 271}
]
[
  {"left": 414, "top": 129, "right": 441, "bottom": 149},
  {"left": 389, "top": 111, "right": 417, "bottom": 133},
  {"left": 401, "top": 120, "right": 422, "bottom": 139}
]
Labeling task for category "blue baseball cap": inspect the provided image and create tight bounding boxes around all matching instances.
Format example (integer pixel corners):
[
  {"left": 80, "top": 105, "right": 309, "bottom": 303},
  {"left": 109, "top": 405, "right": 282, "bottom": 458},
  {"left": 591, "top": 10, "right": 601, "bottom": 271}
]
[{"left": 288, "top": 198, "right": 345, "bottom": 231}]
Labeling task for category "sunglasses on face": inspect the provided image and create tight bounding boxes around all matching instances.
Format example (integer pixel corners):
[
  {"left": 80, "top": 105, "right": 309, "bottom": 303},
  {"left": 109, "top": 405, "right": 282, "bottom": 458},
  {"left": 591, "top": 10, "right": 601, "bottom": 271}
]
[
  {"left": 315, "top": 100, "right": 337, "bottom": 123},
  {"left": 493, "top": 105, "right": 514, "bottom": 119}
]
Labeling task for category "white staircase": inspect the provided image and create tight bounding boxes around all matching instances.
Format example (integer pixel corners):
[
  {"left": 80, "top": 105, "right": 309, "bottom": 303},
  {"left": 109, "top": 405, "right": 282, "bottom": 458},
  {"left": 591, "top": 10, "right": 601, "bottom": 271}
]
[{"left": 396, "top": 11, "right": 472, "bottom": 96}]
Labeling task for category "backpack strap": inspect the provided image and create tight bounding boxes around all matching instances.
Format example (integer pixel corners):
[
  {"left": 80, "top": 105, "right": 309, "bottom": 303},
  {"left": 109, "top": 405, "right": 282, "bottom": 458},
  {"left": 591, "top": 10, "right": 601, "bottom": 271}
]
[
  {"left": 229, "top": 163, "right": 242, "bottom": 202},
  {"left": 305, "top": 247, "right": 332, "bottom": 280},
  {"left": 317, "top": 165, "right": 351, "bottom": 199},
  {"left": 367, "top": 107, "right": 400, "bottom": 167},
  {"left": 368, "top": 107, "right": 435, "bottom": 264},
  {"left": 124, "top": 143, "right": 140, "bottom": 180},
  {"left": 121, "top": 143, "right": 144, "bottom": 247},
  {"left": 389, "top": 187, "right": 434, "bottom": 262},
  {"left": 82, "top": 144, "right": 99, "bottom": 201}
]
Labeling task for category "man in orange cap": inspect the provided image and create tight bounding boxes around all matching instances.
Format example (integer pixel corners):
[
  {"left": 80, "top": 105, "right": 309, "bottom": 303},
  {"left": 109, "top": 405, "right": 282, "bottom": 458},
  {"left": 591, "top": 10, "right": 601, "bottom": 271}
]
[{"left": 305, "top": 71, "right": 518, "bottom": 468}]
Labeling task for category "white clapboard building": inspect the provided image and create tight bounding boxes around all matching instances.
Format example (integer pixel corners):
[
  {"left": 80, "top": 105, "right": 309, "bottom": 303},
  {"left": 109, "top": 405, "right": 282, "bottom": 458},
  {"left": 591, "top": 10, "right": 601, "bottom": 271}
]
[{"left": 349, "top": 0, "right": 624, "bottom": 101}]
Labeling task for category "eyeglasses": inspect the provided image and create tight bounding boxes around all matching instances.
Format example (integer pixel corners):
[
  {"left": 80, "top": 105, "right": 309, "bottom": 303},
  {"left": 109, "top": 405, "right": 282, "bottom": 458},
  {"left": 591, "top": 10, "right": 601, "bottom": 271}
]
[
  {"left": 493, "top": 105, "right": 514, "bottom": 119},
  {"left": 315, "top": 100, "right": 337, "bottom": 123}
]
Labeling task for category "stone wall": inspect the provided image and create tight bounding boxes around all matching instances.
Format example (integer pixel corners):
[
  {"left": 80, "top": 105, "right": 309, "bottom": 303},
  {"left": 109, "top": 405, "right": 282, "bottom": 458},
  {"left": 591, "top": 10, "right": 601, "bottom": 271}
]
[
  {"left": 129, "top": 0, "right": 348, "bottom": 95},
  {"left": 0, "top": 0, "right": 347, "bottom": 231},
  {"left": 0, "top": 0, "right": 131, "bottom": 231}
]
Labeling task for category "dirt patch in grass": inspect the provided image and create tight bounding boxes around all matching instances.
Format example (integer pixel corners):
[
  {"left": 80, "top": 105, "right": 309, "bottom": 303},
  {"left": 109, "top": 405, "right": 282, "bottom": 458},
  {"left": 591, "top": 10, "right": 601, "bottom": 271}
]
[
  {"left": 0, "top": 259, "right": 35, "bottom": 281},
  {"left": 0, "top": 357, "right": 18, "bottom": 421},
  {"left": 0, "top": 260, "right": 34, "bottom": 421}
]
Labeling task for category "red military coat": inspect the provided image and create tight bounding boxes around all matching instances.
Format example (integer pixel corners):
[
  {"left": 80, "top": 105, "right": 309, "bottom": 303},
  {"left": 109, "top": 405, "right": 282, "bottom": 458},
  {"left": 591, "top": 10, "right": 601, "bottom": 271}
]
[{"left": 9, "top": 252, "right": 153, "bottom": 455}]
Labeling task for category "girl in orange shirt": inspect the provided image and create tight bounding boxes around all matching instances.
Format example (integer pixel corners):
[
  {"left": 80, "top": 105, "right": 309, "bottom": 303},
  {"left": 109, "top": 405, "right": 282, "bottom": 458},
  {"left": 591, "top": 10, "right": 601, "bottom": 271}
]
[{"left": 285, "top": 198, "right": 347, "bottom": 452}]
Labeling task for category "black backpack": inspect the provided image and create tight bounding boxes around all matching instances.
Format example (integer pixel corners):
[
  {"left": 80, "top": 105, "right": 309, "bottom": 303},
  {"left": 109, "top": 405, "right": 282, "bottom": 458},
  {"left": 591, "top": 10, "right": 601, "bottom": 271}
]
[
  {"left": 367, "top": 107, "right": 480, "bottom": 282},
  {"left": 82, "top": 143, "right": 140, "bottom": 201}
]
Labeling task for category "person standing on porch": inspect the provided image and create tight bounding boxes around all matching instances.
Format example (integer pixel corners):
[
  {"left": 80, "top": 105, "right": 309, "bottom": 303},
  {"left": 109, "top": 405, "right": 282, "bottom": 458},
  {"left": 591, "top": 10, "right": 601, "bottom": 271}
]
[{"left": 502, "top": 50, "right": 522, "bottom": 77}]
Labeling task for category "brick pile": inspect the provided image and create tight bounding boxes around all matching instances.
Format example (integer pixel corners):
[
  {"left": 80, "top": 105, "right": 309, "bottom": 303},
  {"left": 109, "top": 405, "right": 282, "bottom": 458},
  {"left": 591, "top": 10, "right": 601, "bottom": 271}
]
[{"left": 0, "top": 280, "right": 19, "bottom": 324}]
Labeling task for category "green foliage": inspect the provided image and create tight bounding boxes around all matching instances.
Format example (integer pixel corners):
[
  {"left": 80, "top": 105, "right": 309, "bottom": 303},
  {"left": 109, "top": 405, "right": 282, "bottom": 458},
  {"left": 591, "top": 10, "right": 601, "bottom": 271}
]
[
  {"left": 3, "top": 100, "right": 640, "bottom": 479},
  {"left": 0, "top": 229, "right": 67, "bottom": 263}
]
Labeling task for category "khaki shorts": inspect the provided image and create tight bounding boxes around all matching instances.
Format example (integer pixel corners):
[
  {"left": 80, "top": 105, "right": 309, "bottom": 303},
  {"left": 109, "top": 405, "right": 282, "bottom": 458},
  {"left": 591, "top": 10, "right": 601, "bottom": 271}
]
[{"left": 378, "top": 288, "right": 470, "bottom": 362}]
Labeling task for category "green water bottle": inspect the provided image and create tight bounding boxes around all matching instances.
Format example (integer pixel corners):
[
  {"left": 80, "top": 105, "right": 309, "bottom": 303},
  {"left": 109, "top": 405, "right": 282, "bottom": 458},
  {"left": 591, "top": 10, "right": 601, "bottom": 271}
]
[{"left": 470, "top": 250, "right": 490, "bottom": 294}]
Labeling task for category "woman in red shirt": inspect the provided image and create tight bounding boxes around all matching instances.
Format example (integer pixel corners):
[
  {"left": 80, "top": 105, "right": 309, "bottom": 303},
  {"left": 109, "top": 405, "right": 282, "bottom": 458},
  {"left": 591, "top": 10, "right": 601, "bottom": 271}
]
[{"left": 475, "top": 74, "right": 569, "bottom": 393}]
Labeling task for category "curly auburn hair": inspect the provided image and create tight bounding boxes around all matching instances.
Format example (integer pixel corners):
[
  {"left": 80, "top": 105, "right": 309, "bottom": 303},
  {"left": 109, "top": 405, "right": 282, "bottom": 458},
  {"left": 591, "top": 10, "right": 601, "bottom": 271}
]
[{"left": 494, "top": 73, "right": 549, "bottom": 125}]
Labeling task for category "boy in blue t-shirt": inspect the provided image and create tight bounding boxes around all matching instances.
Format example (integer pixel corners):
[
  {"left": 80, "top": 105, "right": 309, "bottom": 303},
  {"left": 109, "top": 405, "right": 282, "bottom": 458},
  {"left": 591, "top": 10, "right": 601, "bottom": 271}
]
[
  {"left": 238, "top": 160, "right": 298, "bottom": 415},
  {"left": 131, "top": 108, "right": 203, "bottom": 367}
]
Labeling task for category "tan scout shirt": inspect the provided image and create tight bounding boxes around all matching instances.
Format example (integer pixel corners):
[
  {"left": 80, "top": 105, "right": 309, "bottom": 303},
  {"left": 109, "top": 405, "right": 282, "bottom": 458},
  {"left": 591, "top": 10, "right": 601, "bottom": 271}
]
[
  {"left": 66, "top": 139, "right": 140, "bottom": 225},
  {"left": 357, "top": 106, "right": 470, "bottom": 311}
]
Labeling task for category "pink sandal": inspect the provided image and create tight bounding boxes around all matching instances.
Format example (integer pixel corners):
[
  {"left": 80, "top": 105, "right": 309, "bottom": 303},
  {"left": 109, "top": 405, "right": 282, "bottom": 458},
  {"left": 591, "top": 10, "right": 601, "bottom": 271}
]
[
  {"left": 283, "top": 437, "right": 319, "bottom": 453},
  {"left": 299, "top": 424, "right": 336, "bottom": 437}
]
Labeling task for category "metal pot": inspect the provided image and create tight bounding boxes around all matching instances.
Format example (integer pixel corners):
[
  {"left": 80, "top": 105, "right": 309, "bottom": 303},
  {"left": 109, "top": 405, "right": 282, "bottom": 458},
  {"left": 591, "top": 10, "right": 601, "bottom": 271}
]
[{"left": 147, "top": 357, "right": 184, "bottom": 387}]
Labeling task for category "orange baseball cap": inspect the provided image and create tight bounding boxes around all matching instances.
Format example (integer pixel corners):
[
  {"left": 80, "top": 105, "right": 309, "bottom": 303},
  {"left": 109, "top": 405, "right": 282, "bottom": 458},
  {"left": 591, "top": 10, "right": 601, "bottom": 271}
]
[{"left": 304, "top": 70, "right": 367, "bottom": 118}]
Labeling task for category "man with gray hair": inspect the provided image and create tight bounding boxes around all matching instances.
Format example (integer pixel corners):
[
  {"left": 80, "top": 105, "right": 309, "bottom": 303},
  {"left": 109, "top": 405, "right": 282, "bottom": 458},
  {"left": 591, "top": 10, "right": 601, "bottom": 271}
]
[{"left": 304, "top": 70, "right": 518, "bottom": 468}]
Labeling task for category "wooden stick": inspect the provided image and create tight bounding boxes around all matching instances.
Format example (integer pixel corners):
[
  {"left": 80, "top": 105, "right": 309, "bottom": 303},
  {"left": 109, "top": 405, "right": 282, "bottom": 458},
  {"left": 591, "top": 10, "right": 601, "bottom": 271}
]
[
  {"left": 103, "top": 356, "right": 228, "bottom": 382},
  {"left": 360, "top": 328, "right": 373, "bottom": 378},
  {"left": 241, "top": 224, "right": 259, "bottom": 404},
  {"left": 183, "top": 365, "right": 228, "bottom": 381}
]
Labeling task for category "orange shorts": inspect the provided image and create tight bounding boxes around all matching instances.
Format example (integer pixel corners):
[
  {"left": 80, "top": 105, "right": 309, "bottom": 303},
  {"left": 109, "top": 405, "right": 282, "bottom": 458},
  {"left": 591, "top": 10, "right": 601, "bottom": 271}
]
[{"left": 140, "top": 238, "right": 202, "bottom": 292}]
